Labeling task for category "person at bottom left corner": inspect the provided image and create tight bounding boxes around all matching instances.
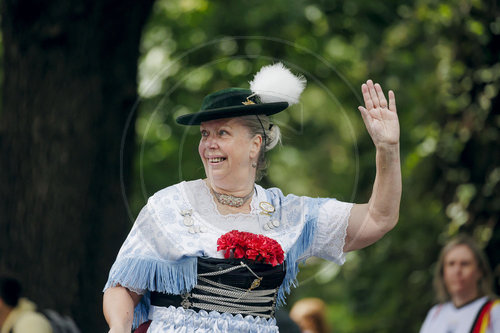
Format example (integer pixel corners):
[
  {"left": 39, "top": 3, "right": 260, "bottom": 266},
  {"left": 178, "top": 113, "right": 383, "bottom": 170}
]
[{"left": 0, "top": 275, "right": 53, "bottom": 333}]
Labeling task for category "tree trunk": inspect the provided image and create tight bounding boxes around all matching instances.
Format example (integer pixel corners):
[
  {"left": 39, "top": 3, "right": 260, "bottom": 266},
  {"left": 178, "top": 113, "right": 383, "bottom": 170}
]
[{"left": 0, "top": 0, "right": 154, "bottom": 330}]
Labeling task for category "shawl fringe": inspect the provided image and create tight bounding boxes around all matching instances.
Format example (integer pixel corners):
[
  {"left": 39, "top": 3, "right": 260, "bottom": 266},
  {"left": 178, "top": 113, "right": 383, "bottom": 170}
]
[
  {"left": 276, "top": 208, "right": 318, "bottom": 306},
  {"left": 104, "top": 256, "right": 197, "bottom": 328}
]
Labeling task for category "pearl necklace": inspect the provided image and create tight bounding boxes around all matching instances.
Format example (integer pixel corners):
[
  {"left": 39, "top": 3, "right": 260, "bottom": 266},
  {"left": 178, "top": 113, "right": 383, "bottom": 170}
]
[{"left": 210, "top": 187, "right": 254, "bottom": 208}]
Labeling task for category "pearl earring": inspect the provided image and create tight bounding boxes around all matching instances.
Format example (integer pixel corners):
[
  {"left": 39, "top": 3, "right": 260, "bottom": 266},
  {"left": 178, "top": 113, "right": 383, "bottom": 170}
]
[{"left": 251, "top": 162, "right": 257, "bottom": 168}]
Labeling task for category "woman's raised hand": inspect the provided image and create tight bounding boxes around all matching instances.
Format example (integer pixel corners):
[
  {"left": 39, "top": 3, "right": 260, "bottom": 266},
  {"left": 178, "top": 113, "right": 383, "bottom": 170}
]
[
  {"left": 345, "top": 80, "right": 402, "bottom": 252},
  {"left": 358, "top": 80, "right": 399, "bottom": 148}
]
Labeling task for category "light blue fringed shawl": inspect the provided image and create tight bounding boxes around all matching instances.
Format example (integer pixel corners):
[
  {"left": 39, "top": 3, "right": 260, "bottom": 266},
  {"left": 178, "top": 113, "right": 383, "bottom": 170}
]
[
  {"left": 103, "top": 180, "right": 351, "bottom": 328},
  {"left": 105, "top": 256, "right": 198, "bottom": 327}
]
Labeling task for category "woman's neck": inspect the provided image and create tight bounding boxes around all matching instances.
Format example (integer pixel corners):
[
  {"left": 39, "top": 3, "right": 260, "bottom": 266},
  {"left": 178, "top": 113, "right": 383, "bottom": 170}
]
[{"left": 206, "top": 178, "right": 255, "bottom": 197}]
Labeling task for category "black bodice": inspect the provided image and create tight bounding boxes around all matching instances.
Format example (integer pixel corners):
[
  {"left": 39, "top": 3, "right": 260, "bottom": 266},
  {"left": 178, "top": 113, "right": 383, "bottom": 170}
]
[{"left": 150, "top": 257, "right": 286, "bottom": 317}]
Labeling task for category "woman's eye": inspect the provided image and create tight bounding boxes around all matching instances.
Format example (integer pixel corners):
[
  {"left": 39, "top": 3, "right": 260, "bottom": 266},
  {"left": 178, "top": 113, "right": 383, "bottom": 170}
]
[
  {"left": 201, "top": 130, "right": 208, "bottom": 137},
  {"left": 219, "top": 130, "right": 228, "bottom": 136}
]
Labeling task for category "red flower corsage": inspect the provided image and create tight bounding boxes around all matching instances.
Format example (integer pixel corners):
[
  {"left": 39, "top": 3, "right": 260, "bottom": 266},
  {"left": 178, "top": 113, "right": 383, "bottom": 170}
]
[{"left": 216, "top": 230, "right": 285, "bottom": 267}]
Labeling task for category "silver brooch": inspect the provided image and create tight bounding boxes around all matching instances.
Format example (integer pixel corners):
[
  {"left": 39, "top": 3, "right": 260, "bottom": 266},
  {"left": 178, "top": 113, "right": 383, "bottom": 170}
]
[
  {"left": 259, "top": 201, "right": 280, "bottom": 231},
  {"left": 180, "top": 209, "right": 206, "bottom": 234},
  {"left": 263, "top": 219, "right": 281, "bottom": 231}
]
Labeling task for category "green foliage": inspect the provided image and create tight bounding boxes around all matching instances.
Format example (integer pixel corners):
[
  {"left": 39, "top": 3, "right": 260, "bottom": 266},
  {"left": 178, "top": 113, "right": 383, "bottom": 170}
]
[{"left": 129, "top": 0, "right": 499, "bottom": 331}]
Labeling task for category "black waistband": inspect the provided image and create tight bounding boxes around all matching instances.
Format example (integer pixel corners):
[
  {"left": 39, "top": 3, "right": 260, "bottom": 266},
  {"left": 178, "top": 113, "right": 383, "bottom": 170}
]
[
  {"left": 150, "top": 257, "right": 286, "bottom": 317},
  {"left": 150, "top": 292, "right": 183, "bottom": 308}
]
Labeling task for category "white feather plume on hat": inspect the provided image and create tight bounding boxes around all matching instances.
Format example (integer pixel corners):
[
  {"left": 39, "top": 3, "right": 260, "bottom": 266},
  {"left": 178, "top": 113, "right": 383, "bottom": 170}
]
[{"left": 249, "top": 63, "right": 306, "bottom": 105}]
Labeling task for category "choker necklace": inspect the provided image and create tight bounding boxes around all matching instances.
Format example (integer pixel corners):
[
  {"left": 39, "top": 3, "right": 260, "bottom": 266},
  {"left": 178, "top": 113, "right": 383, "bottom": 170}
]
[{"left": 210, "top": 187, "right": 254, "bottom": 208}]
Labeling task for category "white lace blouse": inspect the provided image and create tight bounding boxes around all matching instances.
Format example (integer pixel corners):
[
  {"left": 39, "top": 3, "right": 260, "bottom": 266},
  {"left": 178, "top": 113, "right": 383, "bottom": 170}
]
[{"left": 104, "top": 179, "right": 353, "bottom": 332}]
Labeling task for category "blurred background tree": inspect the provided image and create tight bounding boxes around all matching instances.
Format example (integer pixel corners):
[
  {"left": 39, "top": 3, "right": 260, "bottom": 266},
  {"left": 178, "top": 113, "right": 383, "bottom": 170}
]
[
  {"left": 0, "top": 0, "right": 154, "bottom": 331},
  {"left": 1, "top": 0, "right": 498, "bottom": 331}
]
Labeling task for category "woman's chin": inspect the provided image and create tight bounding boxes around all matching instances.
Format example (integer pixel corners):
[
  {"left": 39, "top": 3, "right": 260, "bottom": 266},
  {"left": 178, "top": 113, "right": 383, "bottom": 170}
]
[{"left": 206, "top": 169, "right": 228, "bottom": 182}]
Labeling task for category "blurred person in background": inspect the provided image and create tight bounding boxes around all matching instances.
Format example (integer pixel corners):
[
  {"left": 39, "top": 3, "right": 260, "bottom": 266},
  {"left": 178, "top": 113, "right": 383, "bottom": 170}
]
[
  {"left": 420, "top": 235, "right": 500, "bottom": 333},
  {"left": 290, "top": 297, "right": 331, "bottom": 333},
  {"left": 0, "top": 275, "right": 53, "bottom": 333}
]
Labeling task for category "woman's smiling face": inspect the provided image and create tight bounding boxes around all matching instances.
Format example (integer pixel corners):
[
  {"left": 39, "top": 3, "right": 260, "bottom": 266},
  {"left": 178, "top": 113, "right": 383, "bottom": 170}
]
[{"left": 198, "top": 117, "right": 261, "bottom": 190}]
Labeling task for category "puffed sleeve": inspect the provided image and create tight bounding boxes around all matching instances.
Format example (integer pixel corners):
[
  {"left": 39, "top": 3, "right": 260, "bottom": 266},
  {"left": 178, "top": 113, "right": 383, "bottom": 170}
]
[
  {"left": 269, "top": 189, "right": 352, "bottom": 305},
  {"left": 299, "top": 198, "right": 352, "bottom": 264}
]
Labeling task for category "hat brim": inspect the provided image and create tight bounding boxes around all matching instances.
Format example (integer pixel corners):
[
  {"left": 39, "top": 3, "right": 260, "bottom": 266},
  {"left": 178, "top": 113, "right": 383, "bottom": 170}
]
[{"left": 176, "top": 102, "right": 289, "bottom": 125}]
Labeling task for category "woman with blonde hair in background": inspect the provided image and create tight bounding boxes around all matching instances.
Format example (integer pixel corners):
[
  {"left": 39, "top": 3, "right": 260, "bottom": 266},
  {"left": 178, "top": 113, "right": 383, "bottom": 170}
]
[{"left": 420, "top": 235, "right": 500, "bottom": 333}]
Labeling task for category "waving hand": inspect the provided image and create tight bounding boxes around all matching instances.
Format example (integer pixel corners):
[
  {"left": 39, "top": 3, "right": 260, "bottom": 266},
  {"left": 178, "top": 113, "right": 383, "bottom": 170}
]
[
  {"left": 344, "top": 79, "right": 401, "bottom": 252},
  {"left": 358, "top": 80, "right": 399, "bottom": 147}
]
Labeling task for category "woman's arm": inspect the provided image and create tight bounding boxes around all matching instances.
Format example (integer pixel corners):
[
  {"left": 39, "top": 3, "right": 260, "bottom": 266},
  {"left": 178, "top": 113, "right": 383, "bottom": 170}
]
[
  {"left": 103, "top": 285, "right": 142, "bottom": 333},
  {"left": 344, "top": 80, "right": 401, "bottom": 252}
]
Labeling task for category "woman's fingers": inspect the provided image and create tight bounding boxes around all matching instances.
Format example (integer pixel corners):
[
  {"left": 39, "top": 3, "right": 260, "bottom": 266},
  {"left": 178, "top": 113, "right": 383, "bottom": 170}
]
[
  {"left": 388, "top": 90, "right": 397, "bottom": 113},
  {"left": 358, "top": 106, "right": 370, "bottom": 126},
  {"left": 375, "top": 83, "right": 387, "bottom": 109},
  {"left": 361, "top": 83, "right": 374, "bottom": 110},
  {"left": 361, "top": 79, "right": 395, "bottom": 113},
  {"left": 367, "top": 80, "right": 380, "bottom": 108}
]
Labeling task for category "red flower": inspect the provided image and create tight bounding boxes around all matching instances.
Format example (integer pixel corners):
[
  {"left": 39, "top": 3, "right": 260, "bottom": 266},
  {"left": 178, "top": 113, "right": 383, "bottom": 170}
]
[{"left": 216, "top": 230, "right": 284, "bottom": 266}]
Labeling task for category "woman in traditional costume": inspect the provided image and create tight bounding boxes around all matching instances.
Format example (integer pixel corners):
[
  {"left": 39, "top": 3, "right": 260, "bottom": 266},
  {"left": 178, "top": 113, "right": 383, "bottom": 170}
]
[{"left": 103, "top": 63, "right": 402, "bottom": 333}]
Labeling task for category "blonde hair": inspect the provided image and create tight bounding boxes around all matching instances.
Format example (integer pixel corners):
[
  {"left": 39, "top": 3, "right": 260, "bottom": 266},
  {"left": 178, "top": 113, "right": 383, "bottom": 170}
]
[
  {"left": 236, "top": 115, "right": 281, "bottom": 181},
  {"left": 433, "top": 234, "right": 495, "bottom": 303},
  {"left": 289, "top": 297, "right": 330, "bottom": 333}
]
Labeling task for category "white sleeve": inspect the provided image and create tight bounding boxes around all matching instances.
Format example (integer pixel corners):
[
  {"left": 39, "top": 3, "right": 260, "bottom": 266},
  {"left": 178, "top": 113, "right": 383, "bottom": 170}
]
[{"left": 300, "top": 199, "right": 352, "bottom": 264}]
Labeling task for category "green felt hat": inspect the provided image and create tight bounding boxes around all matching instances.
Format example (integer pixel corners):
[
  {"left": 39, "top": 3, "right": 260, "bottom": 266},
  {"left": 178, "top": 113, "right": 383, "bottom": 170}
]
[{"left": 175, "top": 88, "right": 289, "bottom": 125}]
